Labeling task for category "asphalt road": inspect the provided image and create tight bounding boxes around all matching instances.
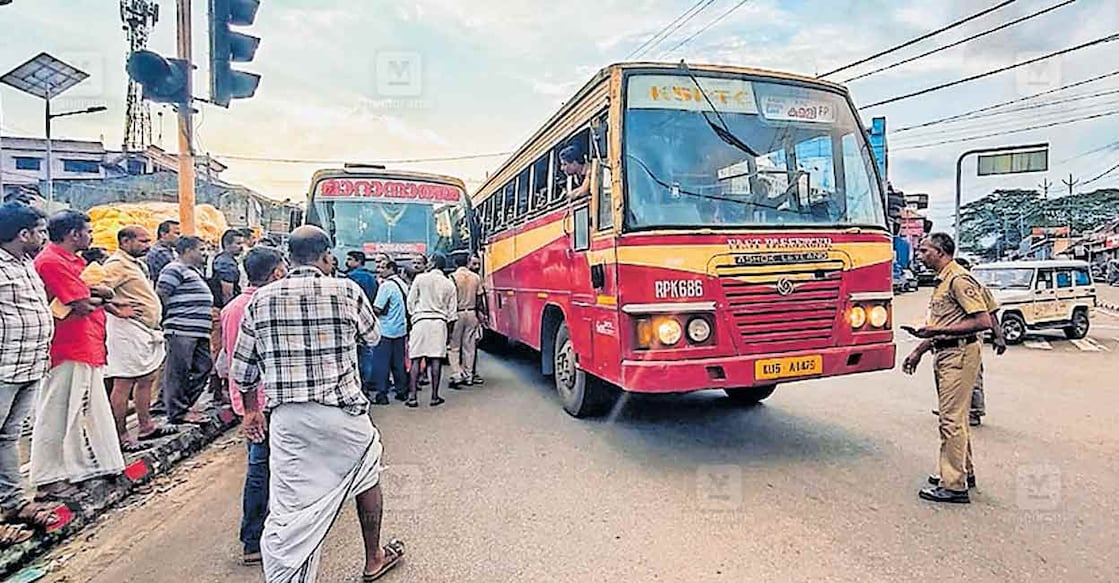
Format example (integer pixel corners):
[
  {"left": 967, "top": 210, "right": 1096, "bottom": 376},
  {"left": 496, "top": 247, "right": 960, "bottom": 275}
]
[{"left": 41, "top": 291, "right": 1119, "bottom": 582}]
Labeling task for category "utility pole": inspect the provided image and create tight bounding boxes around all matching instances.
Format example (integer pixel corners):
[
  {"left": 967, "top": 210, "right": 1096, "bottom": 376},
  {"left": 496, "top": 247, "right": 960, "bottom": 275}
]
[
  {"left": 1062, "top": 173, "right": 1078, "bottom": 197},
  {"left": 1061, "top": 173, "right": 1079, "bottom": 234},
  {"left": 1038, "top": 177, "right": 1051, "bottom": 199},
  {"left": 175, "top": 0, "right": 196, "bottom": 235}
]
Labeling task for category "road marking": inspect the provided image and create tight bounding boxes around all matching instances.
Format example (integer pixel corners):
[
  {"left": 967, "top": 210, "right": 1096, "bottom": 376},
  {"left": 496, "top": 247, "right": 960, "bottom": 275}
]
[
  {"left": 1024, "top": 339, "right": 1053, "bottom": 350},
  {"left": 1071, "top": 338, "right": 1108, "bottom": 352}
]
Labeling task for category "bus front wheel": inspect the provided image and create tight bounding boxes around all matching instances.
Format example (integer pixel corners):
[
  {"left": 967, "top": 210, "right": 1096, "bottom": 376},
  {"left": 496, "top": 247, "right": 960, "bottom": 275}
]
[
  {"left": 554, "top": 323, "right": 612, "bottom": 418},
  {"left": 724, "top": 385, "right": 776, "bottom": 406}
]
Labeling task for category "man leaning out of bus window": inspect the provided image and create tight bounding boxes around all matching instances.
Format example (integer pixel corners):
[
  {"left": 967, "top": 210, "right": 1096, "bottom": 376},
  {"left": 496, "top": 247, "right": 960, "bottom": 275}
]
[{"left": 559, "top": 143, "right": 589, "bottom": 199}]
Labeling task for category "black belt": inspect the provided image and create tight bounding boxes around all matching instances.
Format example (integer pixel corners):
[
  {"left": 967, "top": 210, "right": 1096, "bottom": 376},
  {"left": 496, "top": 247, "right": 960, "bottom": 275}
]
[{"left": 933, "top": 336, "right": 978, "bottom": 351}]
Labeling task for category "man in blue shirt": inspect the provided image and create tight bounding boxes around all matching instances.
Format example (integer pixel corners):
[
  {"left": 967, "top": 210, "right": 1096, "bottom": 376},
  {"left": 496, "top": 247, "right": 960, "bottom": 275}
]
[
  {"left": 370, "top": 258, "right": 409, "bottom": 405},
  {"left": 344, "top": 251, "right": 380, "bottom": 396}
]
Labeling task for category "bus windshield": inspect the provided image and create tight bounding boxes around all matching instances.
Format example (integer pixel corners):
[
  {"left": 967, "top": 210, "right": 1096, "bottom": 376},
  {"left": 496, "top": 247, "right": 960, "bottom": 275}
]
[
  {"left": 307, "top": 176, "right": 472, "bottom": 263},
  {"left": 623, "top": 74, "right": 885, "bottom": 230}
]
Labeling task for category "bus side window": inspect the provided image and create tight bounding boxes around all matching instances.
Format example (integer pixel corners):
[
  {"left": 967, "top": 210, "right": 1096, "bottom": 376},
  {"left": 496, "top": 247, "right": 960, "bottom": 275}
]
[
  {"left": 516, "top": 168, "right": 530, "bottom": 220},
  {"left": 593, "top": 112, "right": 612, "bottom": 231},
  {"left": 550, "top": 144, "right": 567, "bottom": 207},
  {"left": 503, "top": 181, "right": 516, "bottom": 224},
  {"left": 531, "top": 153, "right": 549, "bottom": 215}
]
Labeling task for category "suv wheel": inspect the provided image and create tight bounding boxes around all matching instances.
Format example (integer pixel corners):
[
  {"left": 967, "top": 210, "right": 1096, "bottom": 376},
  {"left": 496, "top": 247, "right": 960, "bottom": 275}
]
[
  {"left": 1064, "top": 309, "right": 1090, "bottom": 340},
  {"left": 1002, "top": 313, "right": 1026, "bottom": 345}
]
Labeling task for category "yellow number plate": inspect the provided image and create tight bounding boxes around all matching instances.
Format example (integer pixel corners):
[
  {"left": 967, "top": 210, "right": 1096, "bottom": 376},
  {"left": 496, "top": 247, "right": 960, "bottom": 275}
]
[{"left": 755, "top": 355, "right": 823, "bottom": 381}]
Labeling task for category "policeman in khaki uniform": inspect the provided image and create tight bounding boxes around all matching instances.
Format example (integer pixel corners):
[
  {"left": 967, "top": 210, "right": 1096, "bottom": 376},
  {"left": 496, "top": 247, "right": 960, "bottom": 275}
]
[{"left": 903, "top": 233, "right": 994, "bottom": 504}]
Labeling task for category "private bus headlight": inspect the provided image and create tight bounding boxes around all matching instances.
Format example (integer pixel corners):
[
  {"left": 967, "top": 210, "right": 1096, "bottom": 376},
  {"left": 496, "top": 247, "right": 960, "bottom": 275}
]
[
  {"left": 848, "top": 306, "right": 867, "bottom": 329},
  {"left": 869, "top": 305, "right": 890, "bottom": 328},
  {"left": 656, "top": 318, "right": 683, "bottom": 346},
  {"left": 686, "top": 317, "right": 712, "bottom": 343}
]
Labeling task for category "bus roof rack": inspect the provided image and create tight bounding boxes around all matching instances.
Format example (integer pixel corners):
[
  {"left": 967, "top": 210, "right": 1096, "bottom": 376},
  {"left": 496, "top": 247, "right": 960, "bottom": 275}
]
[{"left": 344, "top": 163, "right": 387, "bottom": 170}]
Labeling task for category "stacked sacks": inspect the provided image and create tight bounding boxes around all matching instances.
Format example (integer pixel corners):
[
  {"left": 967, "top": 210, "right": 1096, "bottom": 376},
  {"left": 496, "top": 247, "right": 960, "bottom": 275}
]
[{"left": 87, "top": 202, "right": 230, "bottom": 252}]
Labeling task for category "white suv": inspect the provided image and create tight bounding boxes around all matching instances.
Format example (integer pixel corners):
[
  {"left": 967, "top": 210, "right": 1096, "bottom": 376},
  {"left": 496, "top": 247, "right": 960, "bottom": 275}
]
[{"left": 972, "top": 260, "right": 1095, "bottom": 344}]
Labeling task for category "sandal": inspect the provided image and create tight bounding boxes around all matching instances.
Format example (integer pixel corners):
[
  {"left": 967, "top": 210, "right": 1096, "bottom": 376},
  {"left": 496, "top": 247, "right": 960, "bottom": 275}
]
[
  {"left": 9, "top": 500, "right": 65, "bottom": 530},
  {"left": 363, "top": 539, "right": 405, "bottom": 581},
  {"left": 34, "top": 483, "right": 82, "bottom": 503},
  {"left": 405, "top": 399, "right": 418, "bottom": 408},
  {"left": 0, "top": 523, "right": 33, "bottom": 547},
  {"left": 137, "top": 425, "right": 177, "bottom": 441},
  {"left": 430, "top": 397, "right": 445, "bottom": 407}
]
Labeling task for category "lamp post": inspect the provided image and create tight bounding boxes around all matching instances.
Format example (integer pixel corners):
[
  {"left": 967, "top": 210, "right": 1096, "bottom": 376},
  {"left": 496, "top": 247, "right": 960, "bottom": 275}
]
[
  {"left": 954, "top": 142, "right": 1049, "bottom": 236},
  {"left": 1, "top": 53, "right": 101, "bottom": 208},
  {"left": 44, "top": 104, "right": 108, "bottom": 205}
]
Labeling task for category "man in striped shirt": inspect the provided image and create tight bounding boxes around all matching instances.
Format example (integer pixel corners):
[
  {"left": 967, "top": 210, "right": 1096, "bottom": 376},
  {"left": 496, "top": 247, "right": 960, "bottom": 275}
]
[{"left": 156, "top": 236, "right": 214, "bottom": 425}]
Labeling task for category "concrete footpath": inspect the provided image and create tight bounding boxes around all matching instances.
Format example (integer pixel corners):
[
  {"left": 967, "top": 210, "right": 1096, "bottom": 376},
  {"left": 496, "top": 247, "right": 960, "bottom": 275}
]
[{"left": 0, "top": 402, "right": 239, "bottom": 580}]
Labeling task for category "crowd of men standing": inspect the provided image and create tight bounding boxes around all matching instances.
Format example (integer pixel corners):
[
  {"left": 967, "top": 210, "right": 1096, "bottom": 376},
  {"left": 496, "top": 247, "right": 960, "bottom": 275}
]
[{"left": 0, "top": 199, "right": 487, "bottom": 579}]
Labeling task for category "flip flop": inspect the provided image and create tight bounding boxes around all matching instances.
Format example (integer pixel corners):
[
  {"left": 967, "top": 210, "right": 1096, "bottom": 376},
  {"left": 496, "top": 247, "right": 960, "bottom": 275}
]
[
  {"left": 9, "top": 500, "right": 66, "bottom": 530},
  {"left": 363, "top": 539, "right": 405, "bottom": 582},
  {"left": 405, "top": 400, "right": 419, "bottom": 408},
  {"left": 137, "top": 425, "right": 178, "bottom": 441},
  {"left": 34, "top": 484, "right": 82, "bottom": 503},
  {"left": 0, "top": 523, "right": 33, "bottom": 547}
]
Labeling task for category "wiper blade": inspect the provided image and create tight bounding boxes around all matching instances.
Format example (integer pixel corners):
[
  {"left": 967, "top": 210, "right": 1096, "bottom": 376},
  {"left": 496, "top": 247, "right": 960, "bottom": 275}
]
[{"left": 678, "top": 60, "right": 758, "bottom": 158}]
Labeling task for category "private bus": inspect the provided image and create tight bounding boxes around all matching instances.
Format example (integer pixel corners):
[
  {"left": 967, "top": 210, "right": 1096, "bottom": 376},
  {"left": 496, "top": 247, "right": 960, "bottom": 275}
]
[
  {"left": 472, "top": 62, "right": 895, "bottom": 417},
  {"left": 304, "top": 164, "right": 475, "bottom": 269}
]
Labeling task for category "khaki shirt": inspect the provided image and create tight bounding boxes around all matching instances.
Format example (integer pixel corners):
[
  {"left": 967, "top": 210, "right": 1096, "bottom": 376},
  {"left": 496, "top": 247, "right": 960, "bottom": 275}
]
[
  {"left": 981, "top": 286, "right": 998, "bottom": 313},
  {"left": 103, "top": 250, "right": 163, "bottom": 330},
  {"left": 451, "top": 267, "right": 483, "bottom": 312},
  {"left": 926, "top": 260, "right": 988, "bottom": 329}
]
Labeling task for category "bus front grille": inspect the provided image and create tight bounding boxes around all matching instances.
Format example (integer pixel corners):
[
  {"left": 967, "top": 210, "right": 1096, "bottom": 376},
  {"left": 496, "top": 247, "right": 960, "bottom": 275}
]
[{"left": 717, "top": 266, "right": 842, "bottom": 352}]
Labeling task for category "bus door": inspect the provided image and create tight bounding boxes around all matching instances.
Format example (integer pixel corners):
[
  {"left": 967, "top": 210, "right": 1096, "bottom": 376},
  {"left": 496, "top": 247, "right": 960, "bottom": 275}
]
[{"left": 585, "top": 117, "right": 620, "bottom": 380}]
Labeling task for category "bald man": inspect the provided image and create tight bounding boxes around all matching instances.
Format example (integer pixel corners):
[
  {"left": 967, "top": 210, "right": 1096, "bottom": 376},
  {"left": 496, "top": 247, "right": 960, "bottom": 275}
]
[{"left": 103, "top": 226, "right": 172, "bottom": 452}]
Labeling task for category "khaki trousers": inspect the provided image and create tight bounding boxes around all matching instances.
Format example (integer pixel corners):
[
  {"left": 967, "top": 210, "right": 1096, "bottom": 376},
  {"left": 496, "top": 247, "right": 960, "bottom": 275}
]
[
  {"left": 933, "top": 342, "right": 982, "bottom": 491},
  {"left": 449, "top": 311, "right": 480, "bottom": 382}
]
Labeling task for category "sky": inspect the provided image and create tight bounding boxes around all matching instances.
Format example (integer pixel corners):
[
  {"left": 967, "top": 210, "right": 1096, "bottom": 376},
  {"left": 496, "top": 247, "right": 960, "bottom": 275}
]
[{"left": 1, "top": 0, "right": 1117, "bottom": 231}]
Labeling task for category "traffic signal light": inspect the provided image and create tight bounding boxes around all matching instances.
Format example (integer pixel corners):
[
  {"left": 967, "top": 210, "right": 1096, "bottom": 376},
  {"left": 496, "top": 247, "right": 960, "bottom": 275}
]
[
  {"left": 209, "top": 0, "right": 261, "bottom": 107},
  {"left": 126, "top": 50, "right": 190, "bottom": 104}
]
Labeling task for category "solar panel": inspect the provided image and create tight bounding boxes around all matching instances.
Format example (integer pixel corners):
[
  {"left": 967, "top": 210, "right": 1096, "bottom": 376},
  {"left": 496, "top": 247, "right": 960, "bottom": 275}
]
[{"left": 0, "top": 52, "right": 90, "bottom": 99}]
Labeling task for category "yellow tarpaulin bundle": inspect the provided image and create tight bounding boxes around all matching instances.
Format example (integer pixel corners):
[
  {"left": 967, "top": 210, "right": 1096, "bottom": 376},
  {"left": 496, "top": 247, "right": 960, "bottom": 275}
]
[{"left": 87, "top": 202, "right": 230, "bottom": 253}]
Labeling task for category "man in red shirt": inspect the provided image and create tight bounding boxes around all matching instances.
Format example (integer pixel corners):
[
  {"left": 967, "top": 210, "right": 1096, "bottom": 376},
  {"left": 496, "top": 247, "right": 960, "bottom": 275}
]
[{"left": 31, "top": 211, "right": 125, "bottom": 500}]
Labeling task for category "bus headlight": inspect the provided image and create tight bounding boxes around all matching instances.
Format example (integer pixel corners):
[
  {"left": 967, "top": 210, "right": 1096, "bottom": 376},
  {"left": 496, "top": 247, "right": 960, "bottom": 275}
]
[
  {"left": 869, "top": 305, "right": 890, "bottom": 328},
  {"left": 848, "top": 306, "right": 867, "bottom": 329},
  {"left": 657, "top": 318, "right": 683, "bottom": 346},
  {"left": 686, "top": 317, "right": 712, "bottom": 344}
]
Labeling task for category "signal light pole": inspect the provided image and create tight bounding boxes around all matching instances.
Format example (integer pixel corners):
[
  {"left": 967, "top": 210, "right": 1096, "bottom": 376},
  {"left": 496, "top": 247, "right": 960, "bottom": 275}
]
[{"left": 175, "top": 0, "right": 196, "bottom": 235}]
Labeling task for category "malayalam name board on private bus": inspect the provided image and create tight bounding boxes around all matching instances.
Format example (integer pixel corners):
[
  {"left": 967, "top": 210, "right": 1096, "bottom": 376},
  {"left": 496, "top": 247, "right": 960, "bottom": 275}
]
[{"left": 316, "top": 177, "right": 462, "bottom": 204}]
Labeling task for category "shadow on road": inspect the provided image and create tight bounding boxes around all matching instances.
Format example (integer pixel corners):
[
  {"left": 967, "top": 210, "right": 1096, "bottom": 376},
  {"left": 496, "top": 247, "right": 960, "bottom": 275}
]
[{"left": 481, "top": 343, "right": 878, "bottom": 468}]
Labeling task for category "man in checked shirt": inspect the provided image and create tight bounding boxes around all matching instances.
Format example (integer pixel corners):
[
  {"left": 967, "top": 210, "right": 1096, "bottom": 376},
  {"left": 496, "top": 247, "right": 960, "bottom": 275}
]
[{"left": 230, "top": 226, "right": 404, "bottom": 582}]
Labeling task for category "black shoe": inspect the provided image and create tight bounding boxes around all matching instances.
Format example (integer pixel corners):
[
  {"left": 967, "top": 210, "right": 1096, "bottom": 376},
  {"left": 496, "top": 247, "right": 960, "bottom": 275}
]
[
  {"left": 470, "top": 376, "right": 484, "bottom": 385},
  {"left": 928, "top": 474, "right": 976, "bottom": 489},
  {"left": 373, "top": 394, "right": 390, "bottom": 405},
  {"left": 448, "top": 380, "right": 465, "bottom": 390},
  {"left": 931, "top": 409, "right": 939, "bottom": 416},
  {"left": 969, "top": 416, "right": 982, "bottom": 427},
  {"left": 394, "top": 392, "right": 409, "bottom": 402},
  {"left": 919, "top": 486, "right": 970, "bottom": 504}
]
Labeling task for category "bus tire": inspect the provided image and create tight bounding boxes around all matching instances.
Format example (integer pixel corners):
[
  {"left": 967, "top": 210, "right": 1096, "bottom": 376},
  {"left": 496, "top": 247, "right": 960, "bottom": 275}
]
[
  {"left": 553, "top": 323, "right": 610, "bottom": 418},
  {"left": 724, "top": 385, "right": 776, "bottom": 406}
]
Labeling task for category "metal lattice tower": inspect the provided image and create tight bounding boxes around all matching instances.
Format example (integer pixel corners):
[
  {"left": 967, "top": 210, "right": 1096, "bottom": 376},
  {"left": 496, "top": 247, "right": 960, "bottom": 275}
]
[{"left": 121, "top": 0, "right": 159, "bottom": 152}]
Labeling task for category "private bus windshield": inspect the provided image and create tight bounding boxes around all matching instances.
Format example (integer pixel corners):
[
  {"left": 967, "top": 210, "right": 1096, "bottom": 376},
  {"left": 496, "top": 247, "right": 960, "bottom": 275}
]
[
  {"left": 307, "top": 177, "right": 472, "bottom": 260},
  {"left": 623, "top": 74, "right": 886, "bottom": 230}
]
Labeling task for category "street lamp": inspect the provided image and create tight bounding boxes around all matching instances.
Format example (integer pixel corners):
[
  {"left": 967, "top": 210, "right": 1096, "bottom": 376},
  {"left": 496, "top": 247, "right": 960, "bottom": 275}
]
[
  {"left": 1, "top": 53, "right": 104, "bottom": 207},
  {"left": 954, "top": 143, "right": 1049, "bottom": 236}
]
